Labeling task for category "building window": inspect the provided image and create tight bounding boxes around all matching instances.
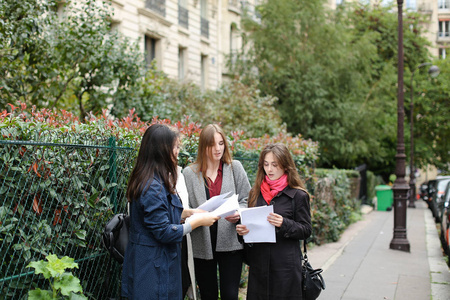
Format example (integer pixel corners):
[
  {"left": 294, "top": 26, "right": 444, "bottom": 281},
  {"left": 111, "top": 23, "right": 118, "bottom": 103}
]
[
  {"left": 200, "top": 0, "right": 209, "bottom": 38},
  {"left": 108, "top": 21, "right": 120, "bottom": 34},
  {"left": 439, "top": 20, "right": 450, "bottom": 37},
  {"left": 201, "top": 54, "right": 208, "bottom": 91},
  {"left": 230, "top": 24, "right": 238, "bottom": 66},
  {"left": 178, "top": 47, "right": 186, "bottom": 81},
  {"left": 405, "top": 0, "right": 416, "bottom": 10},
  {"left": 178, "top": 0, "right": 189, "bottom": 29},
  {"left": 438, "top": 0, "right": 450, "bottom": 9},
  {"left": 145, "top": 36, "right": 158, "bottom": 67},
  {"left": 145, "top": 0, "right": 166, "bottom": 17},
  {"left": 439, "top": 48, "right": 447, "bottom": 59}
]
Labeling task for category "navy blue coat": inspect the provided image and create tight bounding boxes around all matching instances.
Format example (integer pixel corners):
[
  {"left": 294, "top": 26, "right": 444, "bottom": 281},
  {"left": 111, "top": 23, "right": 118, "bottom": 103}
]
[{"left": 121, "top": 176, "right": 184, "bottom": 300}]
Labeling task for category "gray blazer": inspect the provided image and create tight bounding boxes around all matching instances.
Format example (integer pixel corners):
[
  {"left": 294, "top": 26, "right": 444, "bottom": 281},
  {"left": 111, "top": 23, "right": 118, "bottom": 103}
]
[{"left": 182, "top": 160, "right": 251, "bottom": 259}]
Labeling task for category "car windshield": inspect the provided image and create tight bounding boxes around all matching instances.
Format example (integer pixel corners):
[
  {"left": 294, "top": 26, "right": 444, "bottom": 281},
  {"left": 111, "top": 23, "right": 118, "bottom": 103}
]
[{"left": 438, "top": 179, "right": 450, "bottom": 193}]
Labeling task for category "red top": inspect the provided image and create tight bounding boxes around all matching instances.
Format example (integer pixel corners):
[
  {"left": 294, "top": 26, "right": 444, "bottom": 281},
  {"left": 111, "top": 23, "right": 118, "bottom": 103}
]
[{"left": 207, "top": 162, "right": 223, "bottom": 198}]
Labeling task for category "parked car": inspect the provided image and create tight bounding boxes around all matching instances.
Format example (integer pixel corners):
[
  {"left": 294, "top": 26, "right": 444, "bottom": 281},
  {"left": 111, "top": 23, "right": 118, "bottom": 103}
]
[
  {"left": 439, "top": 181, "right": 450, "bottom": 257},
  {"left": 424, "top": 179, "right": 439, "bottom": 220},
  {"left": 432, "top": 176, "right": 450, "bottom": 223},
  {"left": 419, "top": 181, "right": 430, "bottom": 205}
]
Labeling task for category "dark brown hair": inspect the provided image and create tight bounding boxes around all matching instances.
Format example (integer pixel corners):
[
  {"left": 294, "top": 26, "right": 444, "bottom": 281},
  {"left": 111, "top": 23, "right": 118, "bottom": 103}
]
[
  {"left": 194, "top": 124, "right": 232, "bottom": 184},
  {"left": 126, "top": 124, "right": 180, "bottom": 201},
  {"left": 248, "top": 143, "right": 306, "bottom": 207}
]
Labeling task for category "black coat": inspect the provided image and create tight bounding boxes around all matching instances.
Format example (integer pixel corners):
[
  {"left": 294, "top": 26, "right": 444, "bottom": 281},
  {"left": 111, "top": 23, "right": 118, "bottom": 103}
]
[{"left": 246, "top": 187, "right": 312, "bottom": 300}]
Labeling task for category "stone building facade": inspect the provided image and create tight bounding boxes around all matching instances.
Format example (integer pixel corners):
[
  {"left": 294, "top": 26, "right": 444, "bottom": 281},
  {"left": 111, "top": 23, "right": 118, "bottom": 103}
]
[{"left": 107, "top": 0, "right": 257, "bottom": 90}]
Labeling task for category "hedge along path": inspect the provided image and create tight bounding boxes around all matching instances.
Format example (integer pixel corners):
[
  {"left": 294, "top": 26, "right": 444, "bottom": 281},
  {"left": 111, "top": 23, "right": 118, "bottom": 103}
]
[{"left": 0, "top": 130, "right": 136, "bottom": 300}]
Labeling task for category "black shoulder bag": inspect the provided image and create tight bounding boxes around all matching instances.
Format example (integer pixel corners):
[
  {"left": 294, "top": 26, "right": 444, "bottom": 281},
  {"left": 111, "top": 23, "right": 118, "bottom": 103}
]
[
  {"left": 302, "top": 241, "right": 326, "bottom": 300},
  {"left": 292, "top": 198, "right": 326, "bottom": 300}
]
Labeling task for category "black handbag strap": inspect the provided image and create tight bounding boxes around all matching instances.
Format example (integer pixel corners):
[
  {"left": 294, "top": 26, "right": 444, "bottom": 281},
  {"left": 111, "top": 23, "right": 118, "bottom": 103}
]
[{"left": 291, "top": 197, "right": 308, "bottom": 259}]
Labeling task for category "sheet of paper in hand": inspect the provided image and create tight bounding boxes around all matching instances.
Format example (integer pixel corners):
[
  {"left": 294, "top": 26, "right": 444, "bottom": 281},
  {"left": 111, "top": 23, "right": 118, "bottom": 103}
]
[{"left": 239, "top": 206, "right": 276, "bottom": 243}]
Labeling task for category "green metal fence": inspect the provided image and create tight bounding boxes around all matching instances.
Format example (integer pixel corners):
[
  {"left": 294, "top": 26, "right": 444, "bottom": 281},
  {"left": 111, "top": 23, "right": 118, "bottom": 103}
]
[{"left": 0, "top": 133, "right": 136, "bottom": 299}]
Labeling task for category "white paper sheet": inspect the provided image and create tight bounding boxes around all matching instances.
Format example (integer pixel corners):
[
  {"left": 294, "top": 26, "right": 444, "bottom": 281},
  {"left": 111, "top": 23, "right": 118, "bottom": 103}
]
[
  {"left": 239, "top": 206, "right": 276, "bottom": 243},
  {"left": 197, "top": 191, "right": 232, "bottom": 212},
  {"left": 211, "top": 194, "right": 240, "bottom": 218}
]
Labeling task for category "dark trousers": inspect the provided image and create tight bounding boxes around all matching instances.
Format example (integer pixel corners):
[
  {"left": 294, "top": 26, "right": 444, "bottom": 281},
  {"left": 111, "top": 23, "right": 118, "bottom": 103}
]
[{"left": 194, "top": 250, "right": 243, "bottom": 300}]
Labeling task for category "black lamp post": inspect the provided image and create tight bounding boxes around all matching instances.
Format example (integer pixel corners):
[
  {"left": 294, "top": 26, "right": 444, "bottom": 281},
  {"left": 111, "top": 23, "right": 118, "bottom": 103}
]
[
  {"left": 408, "top": 63, "right": 440, "bottom": 208},
  {"left": 390, "top": 0, "right": 410, "bottom": 252}
]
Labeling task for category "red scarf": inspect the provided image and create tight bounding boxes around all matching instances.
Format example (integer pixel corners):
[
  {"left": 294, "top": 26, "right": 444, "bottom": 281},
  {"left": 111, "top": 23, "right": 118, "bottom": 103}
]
[{"left": 260, "top": 173, "right": 288, "bottom": 205}]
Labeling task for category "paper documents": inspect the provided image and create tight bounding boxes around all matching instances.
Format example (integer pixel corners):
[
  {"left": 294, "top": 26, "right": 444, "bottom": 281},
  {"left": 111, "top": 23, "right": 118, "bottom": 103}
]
[
  {"left": 210, "top": 194, "right": 240, "bottom": 218},
  {"left": 192, "top": 192, "right": 240, "bottom": 218},
  {"left": 239, "top": 206, "right": 276, "bottom": 243},
  {"left": 197, "top": 191, "right": 232, "bottom": 212}
]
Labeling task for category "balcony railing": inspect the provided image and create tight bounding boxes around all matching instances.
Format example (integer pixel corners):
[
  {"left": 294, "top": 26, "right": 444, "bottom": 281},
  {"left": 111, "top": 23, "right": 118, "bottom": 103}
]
[
  {"left": 201, "top": 17, "right": 209, "bottom": 38},
  {"left": 145, "top": 0, "right": 166, "bottom": 17},
  {"left": 178, "top": 5, "right": 189, "bottom": 29}
]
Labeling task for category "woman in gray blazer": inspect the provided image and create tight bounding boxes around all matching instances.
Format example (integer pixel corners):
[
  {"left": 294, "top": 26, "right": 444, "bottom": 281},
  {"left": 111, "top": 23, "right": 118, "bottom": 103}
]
[{"left": 183, "top": 124, "right": 251, "bottom": 300}]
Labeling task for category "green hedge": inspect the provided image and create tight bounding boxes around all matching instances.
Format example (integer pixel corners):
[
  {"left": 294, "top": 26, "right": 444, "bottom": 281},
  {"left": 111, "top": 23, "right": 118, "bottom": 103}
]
[{"left": 310, "top": 168, "right": 362, "bottom": 244}]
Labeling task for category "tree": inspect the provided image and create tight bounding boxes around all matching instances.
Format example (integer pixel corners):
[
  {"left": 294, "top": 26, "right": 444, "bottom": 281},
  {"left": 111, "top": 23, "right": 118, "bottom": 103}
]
[
  {"left": 0, "top": 0, "right": 145, "bottom": 119},
  {"left": 235, "top": 0, "right": 384, "bottom": 169},
  {"left": 411, "top": 59, "right": 450, "bottom": 170},
  {"left": 349, "top": 3, "right": 445, "bottom": 172},
  {"left": 234, "top": 0, "right": 440, "bottom": 175}
]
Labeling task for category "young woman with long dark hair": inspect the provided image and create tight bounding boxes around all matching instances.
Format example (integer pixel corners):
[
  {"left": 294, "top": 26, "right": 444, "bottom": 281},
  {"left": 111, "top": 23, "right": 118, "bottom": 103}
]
[
  {"left": 121, "top": 124, "right": 219, "bottom": 300},
  {"left": 236, "top": 143, "right": 312, "bottom": 300}
]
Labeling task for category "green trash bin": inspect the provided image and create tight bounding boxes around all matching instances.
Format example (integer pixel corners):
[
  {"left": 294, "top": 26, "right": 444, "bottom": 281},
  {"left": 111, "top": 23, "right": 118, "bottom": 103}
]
[{"left": 375, "top": 185, "right": 393, "bottom": 211}]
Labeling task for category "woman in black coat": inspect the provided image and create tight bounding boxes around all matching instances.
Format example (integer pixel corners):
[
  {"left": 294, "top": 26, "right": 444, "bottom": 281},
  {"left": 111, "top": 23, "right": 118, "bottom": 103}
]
[{"left": 236, "top": 143, "right": 312, "bottom": 300}]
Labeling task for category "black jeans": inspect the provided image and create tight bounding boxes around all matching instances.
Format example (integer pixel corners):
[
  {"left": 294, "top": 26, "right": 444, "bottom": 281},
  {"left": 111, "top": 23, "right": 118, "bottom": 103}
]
[{"left": 194, "top": 250, "right": 243, "bottom": 300}]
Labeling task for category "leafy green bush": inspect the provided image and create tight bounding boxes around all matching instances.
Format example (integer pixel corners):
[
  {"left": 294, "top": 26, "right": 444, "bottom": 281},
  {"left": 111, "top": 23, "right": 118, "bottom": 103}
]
[
  {"left": 140, "top": 74, "right": 286, "bottom": 139},
  {"left": 310, "top": 169, "right": 361, "bottom": 244},
  {"left": 27, "top": 254, "right": 87, "bottom": 299}
]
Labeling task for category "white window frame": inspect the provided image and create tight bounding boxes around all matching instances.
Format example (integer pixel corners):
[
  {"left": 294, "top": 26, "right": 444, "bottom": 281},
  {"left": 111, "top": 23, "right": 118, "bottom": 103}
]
[{"left": 439, "top": 20, "right": 450, "bottom": 37}]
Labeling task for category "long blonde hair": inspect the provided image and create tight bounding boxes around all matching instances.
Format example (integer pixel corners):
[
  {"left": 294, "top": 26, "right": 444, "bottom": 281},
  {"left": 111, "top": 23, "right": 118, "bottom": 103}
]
[
  {"left": 194, "top": 124, "right": 232, "bottom": 185},
  {"left": 248, "top": 143, "right": 306, "bottom": 207}
]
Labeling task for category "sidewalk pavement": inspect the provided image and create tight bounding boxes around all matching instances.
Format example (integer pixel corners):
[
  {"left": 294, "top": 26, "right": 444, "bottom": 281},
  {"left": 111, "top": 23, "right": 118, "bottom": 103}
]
[{"left": 308, "top": 200, "right": 450, "bottom": 300}]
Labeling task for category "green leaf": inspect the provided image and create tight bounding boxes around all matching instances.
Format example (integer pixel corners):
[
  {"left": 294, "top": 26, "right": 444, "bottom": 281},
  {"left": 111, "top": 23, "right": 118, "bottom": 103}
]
[
  {"left": 27, "top": 260, "right": 52, "bottom": 279},
  {"left": 46, "top": 254, "right": 78, "bottom": 277},
  {"left": 28, "top": 288, "right": 53, "bottom": 300},
  {"left": 54, "top": 273, "right": 83, "bottom": 296},
  {"left": 73, "top": 230, "right": 86, "bottom": 240},
  {"left": 69, "top": 293, "right": 89, "bottom": 300}
]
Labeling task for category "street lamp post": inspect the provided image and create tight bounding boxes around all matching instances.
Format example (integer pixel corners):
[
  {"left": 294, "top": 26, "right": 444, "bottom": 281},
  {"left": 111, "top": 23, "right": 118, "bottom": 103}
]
[
  {"left": 390, "top": 0, "right": 410, "bottom": 252},
  {"left": 408, "top": 63, "right": 440, "bottom": 208}
]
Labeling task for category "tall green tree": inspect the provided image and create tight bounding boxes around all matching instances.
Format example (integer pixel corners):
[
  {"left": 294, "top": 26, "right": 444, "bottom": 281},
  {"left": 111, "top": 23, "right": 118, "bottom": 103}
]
[
  {"left": 234, "top": 0, "right": 440, "bottom": 174},
  {"left": 236, "top": 0, "right": 382, "bottom": 168},
  {"left": 0, "top": 0, "right": 145, "bottom": 119},
  {"left": 349, "top": 3, "right": 445, "bottom": 172},
  {"left": 410, "top": 59, "right": 450, "bottom": 170}
]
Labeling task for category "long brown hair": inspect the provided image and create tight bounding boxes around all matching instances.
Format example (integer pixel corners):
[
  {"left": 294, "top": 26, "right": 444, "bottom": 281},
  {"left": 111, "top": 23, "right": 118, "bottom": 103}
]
[
  {"left": 194, "top": 124, "right": 232, "bottom": 184},
  {"left": 126, "top": 124, "right": 180, "bottom": 202},
  {"left": 248, "top": 143, "right": 306, "bottom": 207}
]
